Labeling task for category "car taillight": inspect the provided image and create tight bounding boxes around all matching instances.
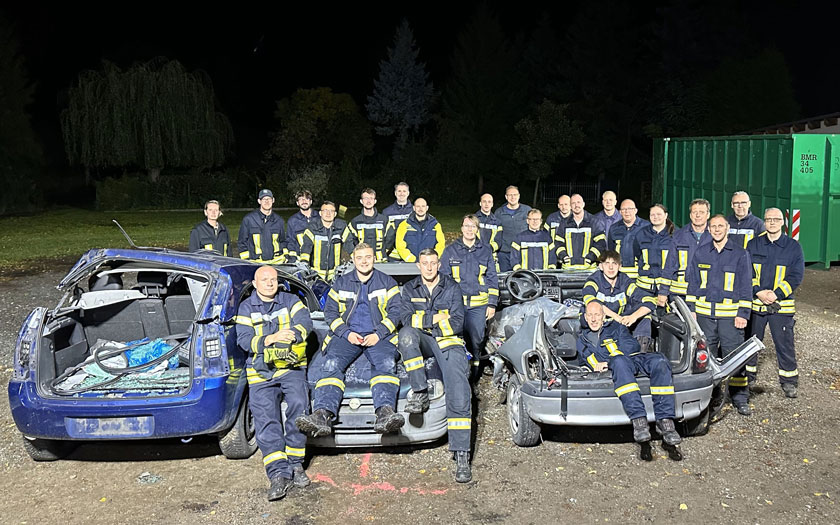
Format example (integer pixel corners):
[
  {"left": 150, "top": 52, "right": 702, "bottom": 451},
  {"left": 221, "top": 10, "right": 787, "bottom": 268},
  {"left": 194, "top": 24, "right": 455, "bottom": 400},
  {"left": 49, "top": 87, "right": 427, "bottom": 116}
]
[
  {"left": 201, "top": 325, "right": 228, "bottom": 378},
  {"left": 13, "top": 308, "right": 45, "bottom": 380},
  {"left": 693, "top": 340, "right": 709, "bottom": 373}
]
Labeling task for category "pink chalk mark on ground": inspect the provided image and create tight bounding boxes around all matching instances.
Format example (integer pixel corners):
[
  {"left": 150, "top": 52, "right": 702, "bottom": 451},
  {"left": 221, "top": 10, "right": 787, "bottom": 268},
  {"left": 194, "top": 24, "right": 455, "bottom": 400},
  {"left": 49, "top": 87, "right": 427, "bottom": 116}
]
[
  {"left": 312, "top": 473, "right": 338, "bottom": 487},
  {"left": 359, "top": 452, "right": 372, "bottom": 478},
  {"left": 351, "top": 482, "right": 396, "bottom": 496}
]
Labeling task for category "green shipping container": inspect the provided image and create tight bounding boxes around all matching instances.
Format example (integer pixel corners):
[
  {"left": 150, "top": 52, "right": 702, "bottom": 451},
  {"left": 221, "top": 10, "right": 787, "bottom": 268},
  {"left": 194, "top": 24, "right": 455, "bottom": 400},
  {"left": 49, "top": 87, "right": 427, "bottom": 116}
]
[{"left": 653, "top": 134, "right": 840, "bottom": 268}]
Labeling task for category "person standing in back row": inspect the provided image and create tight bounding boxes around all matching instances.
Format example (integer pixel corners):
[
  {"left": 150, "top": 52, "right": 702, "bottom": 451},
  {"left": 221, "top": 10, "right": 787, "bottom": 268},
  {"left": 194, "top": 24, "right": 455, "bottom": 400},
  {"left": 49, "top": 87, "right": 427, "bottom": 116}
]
[
  {"left": 594, "top": 190, "right": 620, "bottom": 238},
  {"left": 727, "top": 191, "right": 765, "bottom": 249},
  {"left": 494, "top": 186, "right": 531, "bottom": 272},
  {"left": 383, "top": 182, "right": 412, "bottom": 261},
  {"left": 189, "top": 199, "right": 231, "bottom": 256},
  {"left": 238, "top": 189, "right": 287, "bottom": 264}
]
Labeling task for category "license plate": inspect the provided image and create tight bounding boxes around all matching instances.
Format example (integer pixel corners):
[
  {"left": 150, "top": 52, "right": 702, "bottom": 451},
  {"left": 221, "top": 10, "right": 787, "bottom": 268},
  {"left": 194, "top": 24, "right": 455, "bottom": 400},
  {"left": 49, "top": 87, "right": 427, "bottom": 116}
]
[{"left": 66, "top": 416, "right": 154, "bottom": 438}]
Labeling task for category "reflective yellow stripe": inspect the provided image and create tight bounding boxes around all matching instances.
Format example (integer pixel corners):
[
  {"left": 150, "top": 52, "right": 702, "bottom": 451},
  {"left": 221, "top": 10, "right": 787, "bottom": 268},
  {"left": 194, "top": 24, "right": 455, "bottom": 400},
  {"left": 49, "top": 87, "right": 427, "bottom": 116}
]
[
  {"left": 234, "top": 315, "right": 254, "bottom": 326},
  {"left": 752, "top": 263, "right": 762, "bottom": 288},
  {"left": 728, "top": 376, "right": 748, "bottom": 387},
  {"left": 381, "top": 317, "right": 396, "bottom": 333},
  {"left": 437, "top": 335, "right": 464, "bottom": 349},
  {"left": 412, "top": 311, "right": 425, "bottom": 329},
  {"left": 370, "top": 375, "right": 400, "bottom": 386},
  {"left": 272, "top": 233, "right": 280, "bottom": 256},
  {"left": 615, "top": 382, "right": 640, "bottom": 397},
  {"left": 290, "top": 301, "right": 305, "bottom": 317},
  {"left": 438, "top": 309, "right": 453, "bottom": 336},
  {"left": 447, "top": 418, "right": 471, "bottom": 430},
  {"left": 239, "top": 251, "right": 250, "bottom": 259},
  {"left": 641, "top": 249, "right": 650, "bottom": 270},
  {"left": 263, "top": 450, "right": 287, "bottom": 465},
  {"left": 603, "top": 338, "right": 623, "bottom": 356},
  {"left": 723, "top": 272, "right": 735, "bottom": 292},
  {"left": 252, "top": 234, "right": 262, "bottom": 256},
  {"left": 587, "top": 354, "right": 601, "bottom": 369},
  {"left": 778, "top": 368, "right": 799, "bottom": 378},
  {"left": 699, "top": 270, "right": 708, "bottom": 289},
  {"left": 330, "top": 318, "right": 345, "bottom": 332},
  {"left": 650, "top": 386, "right": 674, "bottom": 395},
  {"left": 464, "top": 292, "right": 489, "bottom": 307},
  {"left": 404, "top": 356, "right": 424, "bottom": 371},
  {"left": 478, "top": 264, "right": 486, "bottom": 285},
  {"left": 679, "top": 250, "right": 688, "bottom": 270},
  {"left": 285, "top": 446, "right": 306, "bottom": 457},
  {"left": 315, "top": 378, "right": 345, "bottom": 391},
  {"left": 452, "top": 265, "right": 461, "bottom": 282}
]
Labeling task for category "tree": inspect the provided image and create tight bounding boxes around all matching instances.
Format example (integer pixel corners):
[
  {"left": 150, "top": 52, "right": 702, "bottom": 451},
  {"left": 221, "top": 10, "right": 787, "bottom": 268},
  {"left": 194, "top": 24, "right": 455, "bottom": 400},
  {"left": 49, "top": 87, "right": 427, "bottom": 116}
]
[
  {"left": 61, "top": 57, "right": 233, "bottom": 182},
  {"left": 366, "top": 19, "right": 435, "bottom": 157},
  {"left": 514, "top": 100, "right": 583, "bottom": 205},
  {"left": 0, "top": 12, "right": 42, "bottom": 213}
]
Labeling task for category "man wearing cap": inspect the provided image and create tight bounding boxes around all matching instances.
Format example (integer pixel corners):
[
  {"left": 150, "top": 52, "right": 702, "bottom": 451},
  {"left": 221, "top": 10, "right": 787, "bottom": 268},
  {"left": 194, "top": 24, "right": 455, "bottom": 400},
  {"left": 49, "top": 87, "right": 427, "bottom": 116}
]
[{"left": 238, "top": 189, "right": 287, "bottom": 264}]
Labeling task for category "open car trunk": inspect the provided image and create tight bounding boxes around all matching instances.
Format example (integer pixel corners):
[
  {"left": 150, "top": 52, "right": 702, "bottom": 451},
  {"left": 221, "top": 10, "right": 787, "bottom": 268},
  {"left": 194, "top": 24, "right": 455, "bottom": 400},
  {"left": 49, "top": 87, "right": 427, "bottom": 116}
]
[{"left": 38, "top": 262, "right": 209, "bottom": 398}]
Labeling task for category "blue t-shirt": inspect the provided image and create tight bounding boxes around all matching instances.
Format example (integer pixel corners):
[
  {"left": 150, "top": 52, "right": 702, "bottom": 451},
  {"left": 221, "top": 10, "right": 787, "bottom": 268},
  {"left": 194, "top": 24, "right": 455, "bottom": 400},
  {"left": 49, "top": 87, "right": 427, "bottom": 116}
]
[{"left": 348, "top": 282, "right": 374, "bottom": 336}]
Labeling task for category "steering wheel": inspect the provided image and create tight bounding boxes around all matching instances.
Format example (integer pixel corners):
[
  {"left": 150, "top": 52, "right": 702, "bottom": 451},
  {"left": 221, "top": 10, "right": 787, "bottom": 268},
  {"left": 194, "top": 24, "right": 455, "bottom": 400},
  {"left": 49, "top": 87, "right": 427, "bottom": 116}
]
[{"left": 506, "top": 269, "right": 544, "bottom": 302}]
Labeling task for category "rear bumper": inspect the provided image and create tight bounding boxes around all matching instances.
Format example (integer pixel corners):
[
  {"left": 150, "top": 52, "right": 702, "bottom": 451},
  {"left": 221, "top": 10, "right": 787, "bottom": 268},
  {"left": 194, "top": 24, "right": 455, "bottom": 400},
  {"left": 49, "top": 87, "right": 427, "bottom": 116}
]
[
  {"left": 307, "top": 395, "right": 448, "bottom": 447},
  {"left": 8, "top": 377, "right": 235, "bottom": 440},
  {"left": 520, "top": 372, "right": 714, "bottom": 425}
]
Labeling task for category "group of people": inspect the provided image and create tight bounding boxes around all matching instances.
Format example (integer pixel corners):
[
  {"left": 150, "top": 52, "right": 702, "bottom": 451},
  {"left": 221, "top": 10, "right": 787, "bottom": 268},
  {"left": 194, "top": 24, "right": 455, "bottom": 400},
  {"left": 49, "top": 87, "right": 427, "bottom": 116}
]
[{"left": 193, "top": 184, "right": 804, "bottom": 502}]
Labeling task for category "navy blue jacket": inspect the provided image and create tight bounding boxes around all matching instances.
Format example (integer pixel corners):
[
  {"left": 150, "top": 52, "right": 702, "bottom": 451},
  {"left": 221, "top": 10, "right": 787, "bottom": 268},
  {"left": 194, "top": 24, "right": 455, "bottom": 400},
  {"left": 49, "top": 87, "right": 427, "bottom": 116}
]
[
  {"left": 235, "top": 290, "right": 312, "bottom": 382},
  {"left": 395, "top": 213, "right": 446, "bottom": 262},
  {"left": 727, "top": 212, "right": 765, "bottom": 249},
  {"left": 512, "top": 228, "right": 556, "bottom": 270},
  {"left": 594, "top": 210, "right": 622, "bottom": 238},
  {"left": 285, "top": 210, "right": 320, "bottom": 262},
  {"left": 189, "top": 220, "right": 231, "bottom": 257},
  {"left": 670, "top": 223, "right": 712, "bottom": 296},
  {"left": 476, "top": 210, "right": 503, "bottom": 254},
  {"left": 746, "top": 233, "right": 804, "bottom": 315},
  {"left": 577, "top": 320, "right": 641, "bottom": 370},
  {"left": 494, "top": 204, "right": 532, "bottom": 253},
  {"left": 299, "top": 218, "right": 348, "bottom": 282},
  {"left": 384, "top": 201, "right": 413, "bottom": 259},
  {"left": 608, "top": 217, "right": 649, "bottom": 279},
  {"left": 582, "top": 269, "right": 656, "bottom": 317},
  {"left": 342, "top": 210, "right": 394, "bottom": 262},
  {"left": 238, "top": 209, "right": 286, "bottom": 263},
  {"left": 324, "top": 268, "right": 401, "bottom": 342},
  {"left": 631, "top": 224, "right": 678, "bottom": 295},
  {"left": 440, "top": 238, "right": 499, "bottom": 308},
  {"left": 400, "top": 273, "right": 466, "bottom": 349},
  {"left": 686, "top": 239, "right": 753, "bottom": 319},
  {"left": 545, "top": 211, "right": 570, "bottom": 241},
  {"left": 555, "top": 212, "right": 606, "bottom": 268}
]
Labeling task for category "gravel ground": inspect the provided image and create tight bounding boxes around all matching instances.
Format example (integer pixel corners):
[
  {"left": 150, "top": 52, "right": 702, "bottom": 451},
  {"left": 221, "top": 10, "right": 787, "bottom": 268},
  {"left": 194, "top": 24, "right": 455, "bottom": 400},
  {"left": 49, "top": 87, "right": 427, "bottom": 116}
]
[{"left": 0, "top": 266, "right": 838, "bottom": 524}]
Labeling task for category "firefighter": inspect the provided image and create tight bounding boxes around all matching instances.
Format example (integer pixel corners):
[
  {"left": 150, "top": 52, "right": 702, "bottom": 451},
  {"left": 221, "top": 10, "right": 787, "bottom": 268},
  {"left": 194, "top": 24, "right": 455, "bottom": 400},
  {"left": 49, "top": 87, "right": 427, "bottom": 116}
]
[
  {"left": 555, "top": 193, "right": 606, "bottom": 269},
  {"left": 476, "top": 193, "right": 503, "bottom": 268},
  {"left": 298, "top": 201, "right": 348, "bottom": 282},
  {"left": 342, "top": 188, "right": 394, "bottom": 262},
  {"left": 728, "top": 191, "right": 765, "bottom": 249},
  {"left": 494, "top": 185, "right": 532, "bottom": 272},
  {"left": 582, "top": 250, "right": 658, "bottom": 352},
  {"left": 746, "top": 207, "right": 805, "bottom": 398},
  {"left": 238, "top": 189, "right": 287, "bottom": 264},
  {"left": 383, "top": 182, "right": 412, "bottom": 261},
  {"left": 284, "top": 190, "right": 320, "bottom": 263},
  {"left": 608, "top": 199, "right": 649, "bottom": 280},
  {"left": 579, "top": 301, "right": 681, "bottom": 447},
  {"left": 594, "top": 190, "right": 621, "bottom": 238},
  {"left": 295, "top": 243, "right": 405, "bottom": 437},
  {"left": 188, "top": 199, "right": 231, "bottom": 256},
  {"left": 631, "top": 204, "right": 678, "bottom": 309},
  {"left": 235, "top": 265, "right": 313, "bottom": 501},
  {"left": 686, "top": 214, "right": 753, "bottom": 415},
  {"left": 511, "top": 209, "right": 556, "bottom": 270},
  {"left": 440, "top": 214, "right": 499, "bottom": 379},
  {"left": 394, "top": 197, "right": 446, "bottom": 262},
  {"left": 398, "top": 248, "right": 473, "bottom": 483},
  {"left": 545, "top": 194, "right": 571, "bottom": 240},
  {"left": 670, "top": 198, "right": 712, "bottom": 299}
]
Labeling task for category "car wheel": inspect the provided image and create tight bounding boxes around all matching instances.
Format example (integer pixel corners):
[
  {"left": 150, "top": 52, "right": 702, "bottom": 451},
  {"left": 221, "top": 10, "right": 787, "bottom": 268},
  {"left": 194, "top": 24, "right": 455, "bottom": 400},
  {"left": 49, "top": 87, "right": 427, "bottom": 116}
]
[
  {"left": 680, "top": 406, "right": 710, "bottom": 437},
  {"left": 506, "top": 375, "right": 541, "bottom": 447},
  {"left": 218, "top": 394, "right": 258, "bottom": 459},
  {"left": 21, "top": 435, "right": 75, "bottom": 462}
]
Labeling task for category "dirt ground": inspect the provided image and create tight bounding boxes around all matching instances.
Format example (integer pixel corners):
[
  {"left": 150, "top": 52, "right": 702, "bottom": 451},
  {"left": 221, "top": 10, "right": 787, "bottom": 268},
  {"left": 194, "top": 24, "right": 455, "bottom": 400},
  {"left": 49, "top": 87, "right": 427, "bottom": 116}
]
[{"left": 1, "top": 266, "right": 838, "bottom": 525}]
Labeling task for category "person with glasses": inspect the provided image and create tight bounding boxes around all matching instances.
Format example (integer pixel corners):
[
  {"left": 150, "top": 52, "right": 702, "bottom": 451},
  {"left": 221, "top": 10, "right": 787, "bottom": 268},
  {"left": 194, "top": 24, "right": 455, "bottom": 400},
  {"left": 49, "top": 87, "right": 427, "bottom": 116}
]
[
  {"left": 608, "top": 199, "right": 649, "bottom": 280},
  {"left": 745, "top": 208, "right": 804, "bottom": 398},
  {"left": 727, "top": 191, "right": 765, "bottom": 249}
]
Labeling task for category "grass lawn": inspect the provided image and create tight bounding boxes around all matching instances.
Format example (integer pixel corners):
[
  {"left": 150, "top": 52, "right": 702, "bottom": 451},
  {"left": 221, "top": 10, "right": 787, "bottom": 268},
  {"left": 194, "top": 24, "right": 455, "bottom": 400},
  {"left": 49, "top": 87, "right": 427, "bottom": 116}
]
[{"left": 0, "top": 206, "right": 482, "bottom": 275}]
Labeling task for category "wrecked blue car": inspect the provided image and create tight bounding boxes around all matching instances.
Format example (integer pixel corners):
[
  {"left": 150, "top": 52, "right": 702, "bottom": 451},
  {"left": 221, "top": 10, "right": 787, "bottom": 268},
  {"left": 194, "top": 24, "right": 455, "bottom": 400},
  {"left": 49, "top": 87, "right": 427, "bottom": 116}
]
[{"left": 8, "top": 249, "right": 446, "bottom": 460}]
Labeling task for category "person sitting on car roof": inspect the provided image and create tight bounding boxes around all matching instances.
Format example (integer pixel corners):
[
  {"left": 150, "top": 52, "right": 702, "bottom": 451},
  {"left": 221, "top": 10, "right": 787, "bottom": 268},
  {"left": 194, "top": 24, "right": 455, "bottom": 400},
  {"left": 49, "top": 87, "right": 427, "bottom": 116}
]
[
  {"left": 399, "top": 248, "right": 473, "bottom": 483},
  {"left": 188, "top": 199, "right": 231, "bottom": 256},
  {"left": 579, "top": 301, "right": 682, "bottom": 447},
  {"left": 235, "top": 265, "right": 313, "bottom": 501},
  {"left": 582, "top": 250, "right": 658, "bottom": 352},
  {"left": 295, "top": 243, "right": 405, "bottom": 438},
  {"left": 511, "top": 209, "right": 556, "bottom": 271}
]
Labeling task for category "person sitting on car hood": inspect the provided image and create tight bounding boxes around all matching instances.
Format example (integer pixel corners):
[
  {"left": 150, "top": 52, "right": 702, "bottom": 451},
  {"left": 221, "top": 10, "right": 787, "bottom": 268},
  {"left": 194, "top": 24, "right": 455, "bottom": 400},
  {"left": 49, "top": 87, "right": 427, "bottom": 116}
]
[
  {"left": 235, "top": 265, "right": 313, "bottom": 501},
  {"left": 579, "top": 301, "right": 682, "bottom": 448}
]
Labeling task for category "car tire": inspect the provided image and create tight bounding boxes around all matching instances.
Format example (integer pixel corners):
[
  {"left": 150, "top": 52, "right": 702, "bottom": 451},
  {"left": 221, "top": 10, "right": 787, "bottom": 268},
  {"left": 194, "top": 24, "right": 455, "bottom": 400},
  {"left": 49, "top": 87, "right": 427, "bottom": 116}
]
[
  {"left": 21, "top": 436, "right": 74, "bottom": 461},
  {"left": 506, "top": 375, "right": 541, "bottom": 447},
  {"left": 680, "top": 406, "right": 710, "bottom": 437},
  {"left": 218, "top": 394, "right": 258, "bottom": 459}
]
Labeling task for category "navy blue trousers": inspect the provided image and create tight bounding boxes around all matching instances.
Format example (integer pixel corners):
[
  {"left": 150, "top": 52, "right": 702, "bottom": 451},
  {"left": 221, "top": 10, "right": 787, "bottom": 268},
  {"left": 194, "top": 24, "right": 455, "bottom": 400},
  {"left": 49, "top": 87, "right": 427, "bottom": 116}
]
[
  {"left": 748, "top": 314, "right": 797, "bottom": 385},
  {"left": 608, "top": 353, "right": 675, "bottom": 421},
  {"left": 697, "top": 315, "right": 748, "bottom": 405}
]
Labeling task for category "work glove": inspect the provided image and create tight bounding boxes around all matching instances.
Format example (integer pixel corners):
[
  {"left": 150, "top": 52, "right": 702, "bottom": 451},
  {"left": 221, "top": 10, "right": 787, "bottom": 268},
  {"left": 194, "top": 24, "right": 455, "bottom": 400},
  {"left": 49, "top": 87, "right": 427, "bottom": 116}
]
[{"left": 264, "top": 345, "right": 300, "bottom": 366}]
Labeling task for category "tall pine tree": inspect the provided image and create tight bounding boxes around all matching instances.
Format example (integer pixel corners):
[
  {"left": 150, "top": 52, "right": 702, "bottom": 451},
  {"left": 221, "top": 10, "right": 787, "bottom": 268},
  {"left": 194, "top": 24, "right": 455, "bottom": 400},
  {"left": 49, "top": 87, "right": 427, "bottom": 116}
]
[{"left": 366, "top": 19, "right": 434, "bottom": 157}]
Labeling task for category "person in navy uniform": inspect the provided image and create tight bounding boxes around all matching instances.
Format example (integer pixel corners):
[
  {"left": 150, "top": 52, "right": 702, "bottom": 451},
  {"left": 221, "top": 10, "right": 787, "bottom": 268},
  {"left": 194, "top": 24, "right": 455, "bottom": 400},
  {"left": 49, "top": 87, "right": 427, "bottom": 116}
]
[
  {"left": 394, "top": 197, "right": 447, "bottom": 262},
  {"left": 284, "top": 190, "right": 320, "bottom": 263},
  {"left": 608, "top": 199, "right": 649, "bottom": 280},
  {"left": 238, "top": 189, "right": 287, "bottom": 264},
  {"left": 546, "top": 194, "right": 571, "bottom": 240},
  {"left": 727, "top": 191, "right": 765, "bottom": 249},
  {"left": 342, "top": 188, "right": 394, "bottom": 262},
  {"left": 671, "top": 198, "right": 712, "bottom": 300},
  {"left": 188, "top": 200, "right": 231, "bottom": 256},
  {"left": 746, "top": 208, "right": 805, "bottom": 398},
  {"left": 383, "top": 182, "right": 412, "bottom": 261},
  {"left": 298, "top": 201, "right": 348, "bottom": 282},
  {"left": 555, "top": 193, "right": 606, "bottom": 269},
  {"left": 235, "top": 265, "right": 313, "bottom": 501},
  {"left": 594, "top": 190, "right": 621, "bottom": 238},
  {"left": 511, "top": 209, "right": 556, "bottom": 270},
  {"left": 494, "top": 185, "right": 531, "bottom": 272},
  {"left": 631, "top": 204, "right": 677, "bottom": 310},
  {"left": 476, "top": 193, "right": 503, "bottom": 267}
]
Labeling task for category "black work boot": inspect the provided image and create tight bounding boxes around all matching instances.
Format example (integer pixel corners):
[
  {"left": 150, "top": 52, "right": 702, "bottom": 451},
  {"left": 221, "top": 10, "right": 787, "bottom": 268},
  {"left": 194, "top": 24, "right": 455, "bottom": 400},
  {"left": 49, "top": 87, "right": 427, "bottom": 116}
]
[
  {"left": 405, "top": 389, "right": 430, "bottom": 414},
  {"left": 733, "top": 401, "right": 752, "bottom": 416},
  {"left": 656, "top": 418, "right": 682, "bottom": 446},
  {"left": 781, "top": 383, "right": 798, "bottom": 398},
  {"left": 295, "top": 409, "right": 335, "bottom": 437},
  {"left": 632, "top": 417, "right": 651, "bottom": 443},
  {"left": 292, "top": 464, "right": 310, "bottom": 488},
  {"left": 373, "top": 405, "right": 405, "bottom": 434},
  {"left": 454, "top": 451, "right": 472, "bottom": 483},
  {"left": 267, "top": 476, "right": 293, "bottom": 501}
]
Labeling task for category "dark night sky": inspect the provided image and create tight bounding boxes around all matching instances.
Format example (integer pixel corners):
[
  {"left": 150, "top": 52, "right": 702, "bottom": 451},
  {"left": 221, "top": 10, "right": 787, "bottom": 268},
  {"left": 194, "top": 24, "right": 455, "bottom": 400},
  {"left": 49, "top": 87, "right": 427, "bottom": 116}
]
[{"left": 5, "top": 2, "right": 840, "bottom": 165}]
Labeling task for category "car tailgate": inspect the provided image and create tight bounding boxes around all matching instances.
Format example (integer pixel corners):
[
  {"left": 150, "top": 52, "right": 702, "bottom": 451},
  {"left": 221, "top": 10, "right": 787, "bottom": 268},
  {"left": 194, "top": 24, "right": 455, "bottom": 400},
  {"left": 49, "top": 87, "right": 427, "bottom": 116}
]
[{"left": 709, "top": 335, "right": 764, "bottom": 382}]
